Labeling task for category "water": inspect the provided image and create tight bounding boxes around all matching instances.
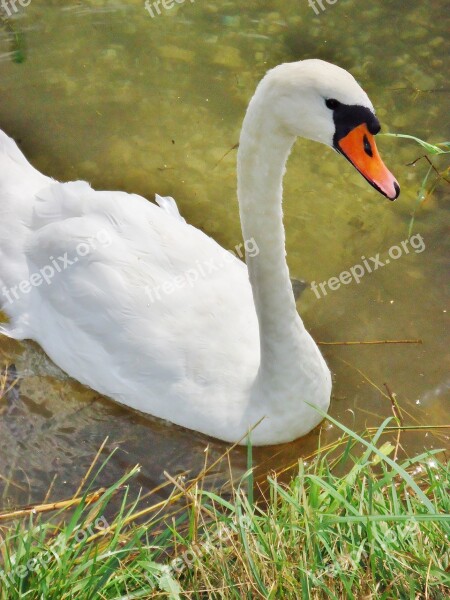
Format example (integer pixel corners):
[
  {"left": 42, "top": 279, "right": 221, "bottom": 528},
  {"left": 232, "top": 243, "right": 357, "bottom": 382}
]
[{"left": 0, "top": 0, "right": 448, "bottom": 507}]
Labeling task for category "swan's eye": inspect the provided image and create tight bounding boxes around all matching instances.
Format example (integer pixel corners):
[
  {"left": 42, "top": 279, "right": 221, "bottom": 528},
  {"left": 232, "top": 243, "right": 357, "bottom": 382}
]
[
  {"left": 325, "top": 98, "right": 340, "bottom": 110},
  {"left": 363, "top": 134, "right": 373, "bottom": 157}
]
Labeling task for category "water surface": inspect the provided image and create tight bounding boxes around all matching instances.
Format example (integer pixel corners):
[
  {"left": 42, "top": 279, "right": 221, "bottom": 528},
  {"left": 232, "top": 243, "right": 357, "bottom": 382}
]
[{"left": 0, "top": 0, "right": 448, "bottom": 507}]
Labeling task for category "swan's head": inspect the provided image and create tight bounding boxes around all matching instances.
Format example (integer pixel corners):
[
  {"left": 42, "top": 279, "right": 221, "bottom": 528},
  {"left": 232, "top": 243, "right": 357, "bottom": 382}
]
[{"left": 260, "top": 59, "right": 400, "bottom": 200}]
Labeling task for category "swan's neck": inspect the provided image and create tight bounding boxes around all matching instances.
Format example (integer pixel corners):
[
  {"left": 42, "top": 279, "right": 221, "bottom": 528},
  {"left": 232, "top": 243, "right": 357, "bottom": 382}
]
[{"left": 238, "top": 90, "right": 313, "bottom": 388}]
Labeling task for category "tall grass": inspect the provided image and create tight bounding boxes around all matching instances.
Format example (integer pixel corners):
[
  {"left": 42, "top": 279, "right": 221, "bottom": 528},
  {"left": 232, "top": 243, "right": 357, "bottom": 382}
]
[{"left": 0, "top": 417, "right": 449, "bottom": 599}]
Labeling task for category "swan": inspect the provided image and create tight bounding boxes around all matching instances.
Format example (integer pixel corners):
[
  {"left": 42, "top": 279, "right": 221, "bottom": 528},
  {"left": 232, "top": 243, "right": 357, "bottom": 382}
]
[{"left": 0, "top": 60, "right": 399, "bottom": 445}]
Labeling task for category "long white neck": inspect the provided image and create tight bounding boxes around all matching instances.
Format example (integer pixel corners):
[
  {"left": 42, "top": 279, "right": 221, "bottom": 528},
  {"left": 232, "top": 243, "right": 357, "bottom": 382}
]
[{"left": 237, "top": 83, "right": 318, "bottom": 393}]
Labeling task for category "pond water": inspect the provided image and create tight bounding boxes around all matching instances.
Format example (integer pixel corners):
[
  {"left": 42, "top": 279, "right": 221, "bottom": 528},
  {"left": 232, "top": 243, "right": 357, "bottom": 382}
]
[{"left": 0, "top": 0, "right": 448, "bottom": 508}]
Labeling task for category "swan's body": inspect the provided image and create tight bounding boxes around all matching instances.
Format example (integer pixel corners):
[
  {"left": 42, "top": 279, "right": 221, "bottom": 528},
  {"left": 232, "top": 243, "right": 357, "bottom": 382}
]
[{"left": 0, "top": 60, "right": 399, "bottom": 445}]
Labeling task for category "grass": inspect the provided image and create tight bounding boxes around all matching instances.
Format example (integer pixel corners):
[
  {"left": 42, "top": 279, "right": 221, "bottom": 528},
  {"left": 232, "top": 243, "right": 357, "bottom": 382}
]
[
  {"left": 0, "top": 416, "right": 448, "bottom": 599},
  {"left": 0, "top": 12, "right": 26, "bottom": 64}
]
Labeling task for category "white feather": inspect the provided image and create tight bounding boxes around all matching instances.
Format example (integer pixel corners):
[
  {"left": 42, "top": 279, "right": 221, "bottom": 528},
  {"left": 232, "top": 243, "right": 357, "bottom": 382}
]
[{"left": 155, "top": 193, "right": 186, "bottom": 223}]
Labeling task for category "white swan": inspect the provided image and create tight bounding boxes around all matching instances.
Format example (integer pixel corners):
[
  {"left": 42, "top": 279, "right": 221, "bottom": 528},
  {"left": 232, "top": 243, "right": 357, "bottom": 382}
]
[{"left": 0, "top": 60, "right": 399, "bottom": 445}]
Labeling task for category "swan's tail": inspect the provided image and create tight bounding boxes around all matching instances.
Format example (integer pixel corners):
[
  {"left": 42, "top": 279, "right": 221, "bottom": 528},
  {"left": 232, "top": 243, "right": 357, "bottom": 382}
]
[
  {"left": 0, "top": 129, "right": 31, "bottom": 168},
  {"left": 0, "top": 130, "right": 51, "bottom": 340},
  {"left": 0, "top": 129, "right": 51, "bottom": 190},
  {"left": 0, "top": 320, "right": 28, "bottom": 341}
]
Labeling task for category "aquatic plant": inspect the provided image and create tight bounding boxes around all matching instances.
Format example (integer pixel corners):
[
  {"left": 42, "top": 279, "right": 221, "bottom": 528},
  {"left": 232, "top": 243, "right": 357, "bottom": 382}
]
[{"left": 384, "top": 133, "right": 450, "bottom": 236}]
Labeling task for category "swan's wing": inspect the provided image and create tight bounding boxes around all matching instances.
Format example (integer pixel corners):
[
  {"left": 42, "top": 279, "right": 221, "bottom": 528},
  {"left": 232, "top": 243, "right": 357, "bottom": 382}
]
[{"left": 12, "top": 181, "right": 258, "bottom": 411}]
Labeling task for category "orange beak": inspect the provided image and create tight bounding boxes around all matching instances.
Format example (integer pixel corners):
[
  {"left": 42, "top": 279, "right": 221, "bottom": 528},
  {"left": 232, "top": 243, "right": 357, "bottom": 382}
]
[{"left": 337, "top": 123, "right": 400, "bottom": 200}]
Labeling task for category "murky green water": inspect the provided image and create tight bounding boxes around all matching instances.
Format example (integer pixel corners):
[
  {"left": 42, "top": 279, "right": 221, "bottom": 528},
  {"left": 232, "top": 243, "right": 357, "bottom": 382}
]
[{"left": 0, "top": 0, "right": 448, "bottom": 507}]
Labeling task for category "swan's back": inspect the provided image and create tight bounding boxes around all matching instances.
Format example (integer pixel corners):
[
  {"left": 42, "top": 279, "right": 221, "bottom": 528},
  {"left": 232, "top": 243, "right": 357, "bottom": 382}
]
[{"left": 0, "top": 130, "right": 260, "bottom": 436}]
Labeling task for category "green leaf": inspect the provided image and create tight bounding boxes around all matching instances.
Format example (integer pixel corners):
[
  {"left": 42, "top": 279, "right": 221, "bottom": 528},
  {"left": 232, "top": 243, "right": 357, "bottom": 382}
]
[{"left": 382, "top": 133, "right": 449, "bottom": 155}]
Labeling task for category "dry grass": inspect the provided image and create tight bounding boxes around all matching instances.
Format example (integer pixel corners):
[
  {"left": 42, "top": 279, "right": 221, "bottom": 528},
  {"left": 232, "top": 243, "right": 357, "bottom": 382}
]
[{"left": 0, "top": 414, "right": 448, "bottom": 599}]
